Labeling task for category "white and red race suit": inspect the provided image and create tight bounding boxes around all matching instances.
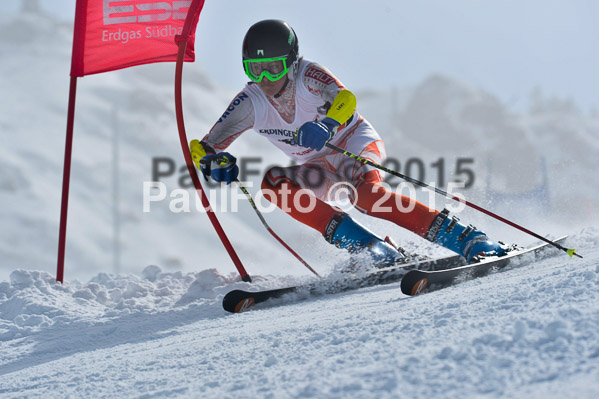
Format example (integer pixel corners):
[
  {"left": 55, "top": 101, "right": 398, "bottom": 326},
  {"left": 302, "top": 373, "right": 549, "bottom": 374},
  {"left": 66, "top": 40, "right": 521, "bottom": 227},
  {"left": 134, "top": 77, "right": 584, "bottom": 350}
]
[{"left": 200, "top": 58, "right": 437, "bottom": 238}]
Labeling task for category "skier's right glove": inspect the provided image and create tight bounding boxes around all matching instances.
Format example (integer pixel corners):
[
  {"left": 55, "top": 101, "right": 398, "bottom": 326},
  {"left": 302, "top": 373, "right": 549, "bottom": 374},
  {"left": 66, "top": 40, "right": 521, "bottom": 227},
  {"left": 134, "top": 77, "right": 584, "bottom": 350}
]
[
  {"left": 190, "top": 139, "right": 208, "bottom": 169},
  {"left": 199, "top": 152, "right": 239, "bottom": 185},
  {"left": 425, "top": 209, "right": 508, "bottom": 261}
]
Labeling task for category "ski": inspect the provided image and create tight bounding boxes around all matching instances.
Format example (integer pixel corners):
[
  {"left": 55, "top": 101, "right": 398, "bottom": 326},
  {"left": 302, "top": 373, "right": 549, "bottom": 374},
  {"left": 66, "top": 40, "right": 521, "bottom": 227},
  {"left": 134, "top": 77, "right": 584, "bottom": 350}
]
[
  {"left": 400, "top": 236, "right": 568, "bottom": 296},
  {"left": 222, "top": 252, "right": 467, "bottom": 313},
  {"left": 222, "top": 236, "right": 567, "bottom": 313}
]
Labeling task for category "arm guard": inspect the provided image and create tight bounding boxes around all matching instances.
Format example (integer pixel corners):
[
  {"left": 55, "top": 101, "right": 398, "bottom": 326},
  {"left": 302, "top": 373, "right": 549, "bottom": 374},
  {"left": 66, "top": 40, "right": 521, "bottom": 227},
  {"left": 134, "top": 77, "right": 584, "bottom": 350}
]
[{"left": 326, "top": 89, "right": 357, "bottom": 125}]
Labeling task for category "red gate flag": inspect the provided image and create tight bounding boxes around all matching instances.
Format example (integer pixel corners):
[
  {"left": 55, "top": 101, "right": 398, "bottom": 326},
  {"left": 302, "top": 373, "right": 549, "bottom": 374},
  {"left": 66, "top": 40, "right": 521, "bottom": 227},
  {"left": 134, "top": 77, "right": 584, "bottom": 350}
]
[
  {"left": 59, "top": 0, "right": 208, "bottom": 283},
  {"left": 70, "top": 0, "right": 200, "bottom": 77}
]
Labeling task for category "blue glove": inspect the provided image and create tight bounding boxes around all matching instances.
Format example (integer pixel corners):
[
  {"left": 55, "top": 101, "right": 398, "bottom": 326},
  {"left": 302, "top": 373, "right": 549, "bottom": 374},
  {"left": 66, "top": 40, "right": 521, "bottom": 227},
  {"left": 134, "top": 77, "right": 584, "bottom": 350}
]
[
  {"left": 295, "top": 117, "right": 341, "bottom": 151},
  {"left": 199, "top": 152, "right": 239, "bottom": 184},
  {"left": 426, "top": 211, "right": 508, "bottom": 261}
]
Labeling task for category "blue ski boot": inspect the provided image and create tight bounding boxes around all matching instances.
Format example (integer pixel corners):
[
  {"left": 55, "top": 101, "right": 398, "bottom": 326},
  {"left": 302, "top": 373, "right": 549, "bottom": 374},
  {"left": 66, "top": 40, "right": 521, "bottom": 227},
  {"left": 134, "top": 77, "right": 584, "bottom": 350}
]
[
  {"left": 425, "top": 209, "right": 508, "bottom": 261},
  {"left": 324, "top": 213, "right": 405, "bottom": 267}
]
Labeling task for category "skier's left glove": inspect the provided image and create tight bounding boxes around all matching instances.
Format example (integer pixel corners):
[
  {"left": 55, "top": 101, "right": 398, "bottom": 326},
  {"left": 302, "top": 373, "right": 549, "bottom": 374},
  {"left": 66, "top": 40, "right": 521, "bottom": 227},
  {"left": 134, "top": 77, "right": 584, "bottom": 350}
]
[
  {"left": 199, "top": 152, "right": 239, "bottom": 185},
  {"left": 295, "top": 117, "right": 340, "bottom": 151}
]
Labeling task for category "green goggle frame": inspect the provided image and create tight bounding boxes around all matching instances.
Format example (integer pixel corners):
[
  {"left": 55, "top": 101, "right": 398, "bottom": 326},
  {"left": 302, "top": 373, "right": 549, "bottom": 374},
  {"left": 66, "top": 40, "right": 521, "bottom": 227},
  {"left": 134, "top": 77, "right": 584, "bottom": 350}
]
[{"left": 243, "top": 57, "right": 289, "bottom": 82}]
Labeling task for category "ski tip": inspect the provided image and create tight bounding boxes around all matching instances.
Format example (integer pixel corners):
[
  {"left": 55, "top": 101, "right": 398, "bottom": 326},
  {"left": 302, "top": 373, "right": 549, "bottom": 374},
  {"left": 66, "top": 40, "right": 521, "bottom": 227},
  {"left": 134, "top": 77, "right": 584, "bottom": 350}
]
[
  {"left": 233, "top": 297, "right": 256, "bottom": 313},
  {"left": 222, "top": 290, "right": 257, "bottom": 313},
  {"left": 400, "top": 272, "right": 430, "bottom": 296},
  {"left": 412, "top": 278, "right": 428, "bottom": 295}
]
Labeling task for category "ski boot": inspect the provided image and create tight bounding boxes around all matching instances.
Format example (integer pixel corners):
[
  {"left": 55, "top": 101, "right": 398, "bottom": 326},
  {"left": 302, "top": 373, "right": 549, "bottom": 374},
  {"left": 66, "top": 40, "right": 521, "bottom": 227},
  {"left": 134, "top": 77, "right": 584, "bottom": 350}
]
[
  {"left": 425, "top": 209, "right": 508, "bottom": 262},
  {"left": 324, "top": 213, "right": 405, "bottom": 267}
]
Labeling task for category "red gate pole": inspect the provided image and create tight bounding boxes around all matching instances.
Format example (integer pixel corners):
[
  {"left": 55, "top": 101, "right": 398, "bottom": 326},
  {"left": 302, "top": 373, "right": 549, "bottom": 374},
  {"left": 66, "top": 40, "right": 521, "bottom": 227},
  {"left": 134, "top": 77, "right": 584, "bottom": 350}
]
[
  {"left": 56, "top": 75, "right": 78, "bottom": 283},
  {"left": 173, "top": 0, "right": 251, "bottom": 282}
]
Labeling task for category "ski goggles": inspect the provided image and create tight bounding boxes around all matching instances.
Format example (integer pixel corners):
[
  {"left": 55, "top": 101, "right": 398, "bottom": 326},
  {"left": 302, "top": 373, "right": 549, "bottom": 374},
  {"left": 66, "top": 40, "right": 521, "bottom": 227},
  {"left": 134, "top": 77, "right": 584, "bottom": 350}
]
[{"left": 243, "top": 57, "right": 289, "bottom": 82}]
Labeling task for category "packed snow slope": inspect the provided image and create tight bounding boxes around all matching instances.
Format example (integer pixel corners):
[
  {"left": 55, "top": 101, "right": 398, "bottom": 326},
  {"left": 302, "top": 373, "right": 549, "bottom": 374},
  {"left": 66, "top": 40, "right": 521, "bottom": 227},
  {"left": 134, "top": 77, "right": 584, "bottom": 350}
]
[{"left": 1, "top": 231, "right": 598, "bottom": 398}]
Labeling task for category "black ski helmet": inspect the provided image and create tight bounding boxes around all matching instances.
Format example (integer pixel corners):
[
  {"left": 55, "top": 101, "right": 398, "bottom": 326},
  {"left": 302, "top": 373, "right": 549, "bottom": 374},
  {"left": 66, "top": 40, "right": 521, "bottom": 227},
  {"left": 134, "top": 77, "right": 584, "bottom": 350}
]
[{"left": 242, "top": 19, "right": 299, "bottom": 70}]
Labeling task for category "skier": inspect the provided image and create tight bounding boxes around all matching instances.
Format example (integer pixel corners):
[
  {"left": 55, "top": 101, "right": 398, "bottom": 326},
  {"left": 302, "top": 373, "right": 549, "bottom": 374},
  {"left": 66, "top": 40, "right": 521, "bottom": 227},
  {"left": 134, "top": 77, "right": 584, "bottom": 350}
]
[{"left": 190, "top": 19, "right": 507, "bottom": 266}]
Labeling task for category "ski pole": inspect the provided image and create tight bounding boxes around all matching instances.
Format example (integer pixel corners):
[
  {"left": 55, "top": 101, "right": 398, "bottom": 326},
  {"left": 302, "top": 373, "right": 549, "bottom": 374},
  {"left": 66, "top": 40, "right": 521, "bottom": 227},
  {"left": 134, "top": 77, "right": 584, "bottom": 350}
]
[
  {"left": 325, "top": 142, "right": 582, "bottom": 259},
  {"left": 235, "top": 180, "right": 321, "bottom": 277}
]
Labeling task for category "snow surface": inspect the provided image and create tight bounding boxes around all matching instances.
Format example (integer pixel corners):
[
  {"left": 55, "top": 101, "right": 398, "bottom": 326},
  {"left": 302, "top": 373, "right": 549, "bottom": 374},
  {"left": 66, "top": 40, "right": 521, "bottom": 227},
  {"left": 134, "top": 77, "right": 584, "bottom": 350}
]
[
  {"left": 1, "top": 9, "right": 599, "bottom": 398},
  {"left": 1, "top": 231, "right": 598, "bottom": 398}
]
